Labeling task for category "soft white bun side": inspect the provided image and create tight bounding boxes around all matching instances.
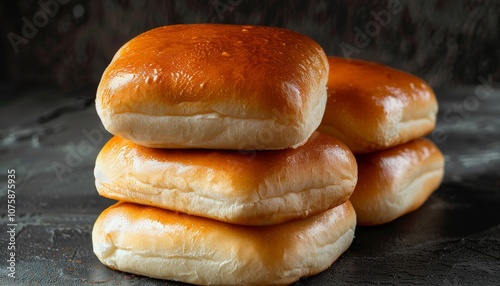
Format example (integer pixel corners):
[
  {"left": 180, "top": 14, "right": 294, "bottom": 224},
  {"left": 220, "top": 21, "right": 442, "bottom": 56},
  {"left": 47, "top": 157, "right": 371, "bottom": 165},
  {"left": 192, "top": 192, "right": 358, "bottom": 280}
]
[
  {"left": 96, "top": 24, "right": 329, "bottom": 150},
  {"left": 92, "top": 201, "right": 356, "bottom": 285},
  {"left": 97, "top": 86, "right": 326, "bottom": 149},
  {"left": 94, "top": 132, "right": 357, "bottom": 226},
  {"left": 350, "top": 138, "right": 445, "bottom": 225}
]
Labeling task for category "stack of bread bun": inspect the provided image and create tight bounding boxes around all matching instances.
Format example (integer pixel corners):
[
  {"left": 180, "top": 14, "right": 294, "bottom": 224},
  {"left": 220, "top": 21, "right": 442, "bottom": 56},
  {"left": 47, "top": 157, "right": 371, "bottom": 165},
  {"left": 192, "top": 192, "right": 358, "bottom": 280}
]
[
  {"left": 92, "top": 24, "right": 358, "bottom": 285},
  {"left": 319, "top": 57, "right": 445, "bottom": 226}
]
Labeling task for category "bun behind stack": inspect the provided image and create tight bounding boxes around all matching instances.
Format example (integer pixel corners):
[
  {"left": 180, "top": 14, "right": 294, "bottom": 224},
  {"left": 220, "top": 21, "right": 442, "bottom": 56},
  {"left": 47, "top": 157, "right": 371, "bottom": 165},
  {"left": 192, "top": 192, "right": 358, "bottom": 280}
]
[
  {"left": 319, "top": 57, "right": 438, "bottom": 154},
  {"left": 350, "top": 138, "right": 444, "bottom": 225}
]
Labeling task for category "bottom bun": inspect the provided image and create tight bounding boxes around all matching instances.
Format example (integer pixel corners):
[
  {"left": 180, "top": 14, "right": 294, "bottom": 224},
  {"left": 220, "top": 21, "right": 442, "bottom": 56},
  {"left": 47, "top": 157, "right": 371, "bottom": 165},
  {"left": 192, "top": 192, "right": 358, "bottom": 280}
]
[
  {"left": 351, "top": 138, "right": 444, "bottom": 225},
  {"left": 92, "top": 201, "right": 356, "bottom": 285}
]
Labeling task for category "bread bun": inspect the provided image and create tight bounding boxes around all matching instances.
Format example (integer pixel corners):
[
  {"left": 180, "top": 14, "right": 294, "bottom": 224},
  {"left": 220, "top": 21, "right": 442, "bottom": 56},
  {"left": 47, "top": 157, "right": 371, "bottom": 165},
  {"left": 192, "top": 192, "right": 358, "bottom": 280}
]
[
  {"left": 92, "top": 201, "right": 356, "bottom": 285},
  {"left": 94, "top": 131, "right": 357, "bottom": 226},
  {"left": 319, "top": 57, "right": 437, "bottom": 154},
  {"left": 350, "top": 138, "right": 444, "bottom": 225},
  {"left": 96, "top": 24, "right": 329, "bottom": 150}
]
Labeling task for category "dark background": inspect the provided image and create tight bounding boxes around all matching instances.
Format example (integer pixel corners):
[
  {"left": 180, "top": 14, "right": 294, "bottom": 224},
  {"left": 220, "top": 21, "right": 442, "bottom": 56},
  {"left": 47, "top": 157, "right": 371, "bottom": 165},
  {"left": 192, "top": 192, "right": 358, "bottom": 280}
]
[
  {"left": 1, "top": 0, "right": 499, "bottom": 90},
  {"left": 0, "top": 1, "right": 499, "bottom": 285}
]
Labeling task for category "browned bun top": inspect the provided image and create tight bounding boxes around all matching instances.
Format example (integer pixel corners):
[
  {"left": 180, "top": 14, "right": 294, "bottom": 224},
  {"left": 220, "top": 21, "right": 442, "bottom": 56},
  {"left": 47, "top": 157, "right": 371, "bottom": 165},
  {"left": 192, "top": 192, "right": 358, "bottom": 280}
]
[
  {"left": 97, "top": 24, "right": 329, "bottom": 120},
  {"left": 325, "top": 56, "right": 436, "bottom": 119},
  {"left": 320, "top": 56, "right": 438, "bottom": 154},
  {"left": 356, "top": 137, "right": 443, "bottom": 164},
  {"left": 98, "top": 132, "right": 356, "bottom": 192}
]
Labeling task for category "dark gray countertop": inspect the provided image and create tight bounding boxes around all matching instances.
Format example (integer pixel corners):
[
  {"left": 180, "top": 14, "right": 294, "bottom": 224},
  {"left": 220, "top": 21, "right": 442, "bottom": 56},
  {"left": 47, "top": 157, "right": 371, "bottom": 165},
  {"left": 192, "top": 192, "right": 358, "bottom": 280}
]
[{"left": 0, "top": 85, "right": 499, "bottom": 285}]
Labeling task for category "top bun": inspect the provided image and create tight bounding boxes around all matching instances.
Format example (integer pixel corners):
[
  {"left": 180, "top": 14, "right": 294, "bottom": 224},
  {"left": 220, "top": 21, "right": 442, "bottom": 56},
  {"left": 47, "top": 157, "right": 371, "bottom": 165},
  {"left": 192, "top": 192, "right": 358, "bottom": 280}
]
[
  {"left": 96, "top": 24, "right": 329, "bottom": 150},
  {"left": 319, "top": 57, "right": 437, "bottom": 154}
]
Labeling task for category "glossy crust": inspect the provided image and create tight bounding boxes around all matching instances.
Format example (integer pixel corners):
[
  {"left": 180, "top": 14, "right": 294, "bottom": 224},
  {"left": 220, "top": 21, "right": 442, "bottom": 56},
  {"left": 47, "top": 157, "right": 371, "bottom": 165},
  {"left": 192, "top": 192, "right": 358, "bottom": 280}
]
[
  {"left": 96, "top": 24, "right": 329, "bottom": 150},
  {"left": 94, "top": 132, "right": 357, "bottom": 226},
  {"left": 319, "top": 57, "right": 437, "bottom": 154},
  {"left": 92, "top": 201, "right": 356, "bottom": 285},
  {"left": 350, "top": 138, "right": 444, "bottom": 225}
]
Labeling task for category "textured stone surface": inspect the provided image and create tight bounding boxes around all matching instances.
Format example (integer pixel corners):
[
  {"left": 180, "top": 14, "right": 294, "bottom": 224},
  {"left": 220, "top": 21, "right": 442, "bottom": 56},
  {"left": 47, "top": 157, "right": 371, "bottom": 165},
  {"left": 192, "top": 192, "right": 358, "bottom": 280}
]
[
  {"left": 1, "top": 0, "right": 499, "bottom": 89},
  {"left": 0, "top": 85, "right": 499, "bottom": 285}
]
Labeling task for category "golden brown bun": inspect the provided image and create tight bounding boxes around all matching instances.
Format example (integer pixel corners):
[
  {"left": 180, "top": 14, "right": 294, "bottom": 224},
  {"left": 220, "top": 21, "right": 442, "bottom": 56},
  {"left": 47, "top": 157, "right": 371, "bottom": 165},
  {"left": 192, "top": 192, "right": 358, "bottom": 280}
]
[
  {"left": 92, "top": 201, "right": 356, "bottom": 285},
  {"left": 96, "top": 24, "right": 329, "bottom": 150},
  {"left": 94, "top": 131, "right": 357, "bottom": 226},
  {"left": 318, "top": 57, "right": 438, "bottom": 154},
  {"left": 350, "top": 138, "right": 444, "bottom": 225}
]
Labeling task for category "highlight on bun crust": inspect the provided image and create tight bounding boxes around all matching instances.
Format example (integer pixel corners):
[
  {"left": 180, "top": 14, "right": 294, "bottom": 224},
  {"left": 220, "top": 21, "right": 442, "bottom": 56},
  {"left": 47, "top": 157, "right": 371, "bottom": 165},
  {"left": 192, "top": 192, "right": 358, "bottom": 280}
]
[
  {"left": 350, "top": 138, "right": 444, "bottom": 225},
  {"left": 96, "top": 24, "right": 329, "bottom": 150},
  {"left": 92, "top": 201, "right": 356, "bottom": 285},
  {"left": 319, "top": 56, "right": 438, "bottom": 154},
  {"left": 94, "top": 131, "right": 358, "bottom": 226}
]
